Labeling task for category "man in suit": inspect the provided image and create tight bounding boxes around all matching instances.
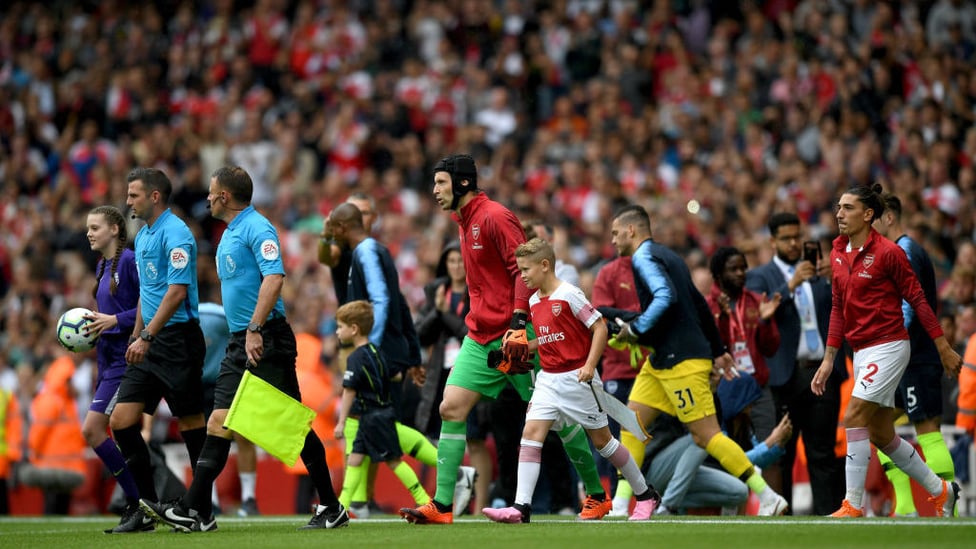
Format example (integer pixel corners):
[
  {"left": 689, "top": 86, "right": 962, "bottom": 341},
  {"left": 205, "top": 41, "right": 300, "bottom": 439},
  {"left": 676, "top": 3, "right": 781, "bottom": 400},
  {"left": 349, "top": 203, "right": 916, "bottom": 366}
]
[{"left": 745, "top": 212, "right": 846, "bottom": 515}]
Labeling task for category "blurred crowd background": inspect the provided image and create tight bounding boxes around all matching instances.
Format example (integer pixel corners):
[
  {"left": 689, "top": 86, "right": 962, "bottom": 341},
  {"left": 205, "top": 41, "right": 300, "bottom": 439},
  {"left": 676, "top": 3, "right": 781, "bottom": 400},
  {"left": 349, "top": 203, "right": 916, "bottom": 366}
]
[{"left": 1, "top": 0, "right": 976, "bottom": 514}]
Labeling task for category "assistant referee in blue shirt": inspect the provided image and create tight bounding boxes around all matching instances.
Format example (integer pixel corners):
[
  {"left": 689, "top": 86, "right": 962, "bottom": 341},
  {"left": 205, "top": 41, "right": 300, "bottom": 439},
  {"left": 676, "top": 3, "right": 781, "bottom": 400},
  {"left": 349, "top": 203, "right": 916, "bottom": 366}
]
[
  {"left": 110, "top": 167, "right": 208, "bottom": 531},
  {"left": 141, "top": 166, "right": 347, "bottom": 533}
]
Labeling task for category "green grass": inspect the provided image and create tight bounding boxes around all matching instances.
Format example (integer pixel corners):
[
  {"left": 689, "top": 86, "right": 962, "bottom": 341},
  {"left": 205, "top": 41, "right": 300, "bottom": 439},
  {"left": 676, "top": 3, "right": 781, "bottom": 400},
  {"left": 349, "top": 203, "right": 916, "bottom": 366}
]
[{"left": 1, "top": 515, "right": 974, "bottom": 548}]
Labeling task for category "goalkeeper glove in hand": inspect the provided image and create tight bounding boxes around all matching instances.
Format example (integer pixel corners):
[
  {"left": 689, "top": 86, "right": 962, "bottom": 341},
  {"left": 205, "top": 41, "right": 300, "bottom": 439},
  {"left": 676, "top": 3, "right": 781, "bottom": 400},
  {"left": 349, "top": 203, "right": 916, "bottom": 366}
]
[
  {"left": 488, "top": 349, "right": 533, "bottom": 374},
  {"left": 503, "top": 312, "right": 529, "bottom": 362}
]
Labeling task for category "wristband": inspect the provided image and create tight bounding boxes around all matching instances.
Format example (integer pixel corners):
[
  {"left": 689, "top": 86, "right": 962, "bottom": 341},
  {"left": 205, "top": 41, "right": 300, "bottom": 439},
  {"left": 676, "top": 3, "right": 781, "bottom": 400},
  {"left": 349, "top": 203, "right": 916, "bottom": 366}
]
[{"left": 510, "top": 312, "right": 528, "bottom": 330}]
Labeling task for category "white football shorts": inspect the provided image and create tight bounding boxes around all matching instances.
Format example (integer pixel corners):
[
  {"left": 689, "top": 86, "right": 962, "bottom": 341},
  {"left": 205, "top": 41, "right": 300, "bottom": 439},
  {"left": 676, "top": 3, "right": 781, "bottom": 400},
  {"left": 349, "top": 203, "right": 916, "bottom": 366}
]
[
  {"left": 526, "top": 368, "right": 608, "bottom": 431},
  {"left": 850, "top": 339, "right": 910, "bottom": 407}
]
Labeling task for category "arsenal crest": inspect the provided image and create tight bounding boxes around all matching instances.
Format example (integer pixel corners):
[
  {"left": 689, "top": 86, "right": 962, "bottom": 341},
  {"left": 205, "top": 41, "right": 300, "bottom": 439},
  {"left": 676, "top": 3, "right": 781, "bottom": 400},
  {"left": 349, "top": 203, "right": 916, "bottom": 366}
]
[
  {"left": 551, "top": 303, "right": 562, "bottom": 316},
  {"left": 471, "top": 224, "right": 481, "bottom": 240},
  {"left": 862, "top": 254, "right": 874, "bottom": 268}
]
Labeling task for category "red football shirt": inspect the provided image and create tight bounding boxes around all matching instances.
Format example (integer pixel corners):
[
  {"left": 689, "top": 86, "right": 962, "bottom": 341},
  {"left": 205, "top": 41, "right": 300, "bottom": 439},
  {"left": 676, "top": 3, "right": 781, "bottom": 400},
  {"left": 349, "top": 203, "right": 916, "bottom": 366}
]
[{"left": 529, "top": 282, "right": 602, "bottom": 374}]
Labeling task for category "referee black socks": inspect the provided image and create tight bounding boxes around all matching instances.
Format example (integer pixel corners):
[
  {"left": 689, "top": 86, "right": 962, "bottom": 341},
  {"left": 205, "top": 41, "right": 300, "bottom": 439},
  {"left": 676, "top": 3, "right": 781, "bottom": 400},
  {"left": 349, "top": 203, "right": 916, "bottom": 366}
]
[
  {"left": 184, "top": 435, "right": 231, "bottom": 516},
  {"left": 113, "top": 423, "right": 158, "bottom": 503}
]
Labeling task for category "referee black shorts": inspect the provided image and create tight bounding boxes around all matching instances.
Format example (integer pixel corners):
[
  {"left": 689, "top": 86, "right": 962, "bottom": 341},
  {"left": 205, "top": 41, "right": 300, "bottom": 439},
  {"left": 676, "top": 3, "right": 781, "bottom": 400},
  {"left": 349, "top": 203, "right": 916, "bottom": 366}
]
[
  {"left": 895, "top": 362, "right": 944, "bottom": 423},
  {"left": 116, "top": 321, "right": 205, "bottom": 417},
  {"left": 213, "top": 317, "right": 301, "bottom": 411}
]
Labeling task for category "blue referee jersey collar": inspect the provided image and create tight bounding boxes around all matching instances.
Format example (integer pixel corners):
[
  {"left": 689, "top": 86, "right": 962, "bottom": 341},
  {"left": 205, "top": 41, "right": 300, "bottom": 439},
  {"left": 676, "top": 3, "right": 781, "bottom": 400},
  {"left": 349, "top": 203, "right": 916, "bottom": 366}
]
[
  {"left": 145, "top": 208, "right": 174, "bottom": 233},
  {"left": 225, "top": 205, "right": 257, "bottom": 230}
]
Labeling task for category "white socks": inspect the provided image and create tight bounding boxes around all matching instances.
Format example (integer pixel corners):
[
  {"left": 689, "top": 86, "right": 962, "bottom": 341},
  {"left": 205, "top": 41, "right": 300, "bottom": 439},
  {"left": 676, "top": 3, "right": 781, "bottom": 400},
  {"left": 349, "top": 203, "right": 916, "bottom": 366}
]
[
  {"left": 844, "top": 428, "right": 870, "bottom": 507},
  {"left": 881, "top": 437, "right": 943, "bottom": 496}
]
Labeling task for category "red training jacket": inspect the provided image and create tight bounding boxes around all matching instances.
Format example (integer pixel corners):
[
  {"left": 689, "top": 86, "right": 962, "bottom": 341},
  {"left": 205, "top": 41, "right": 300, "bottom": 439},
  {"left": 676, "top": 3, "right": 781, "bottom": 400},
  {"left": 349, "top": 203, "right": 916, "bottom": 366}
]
[
  {"left": 453, "top": 193, "right": 531, "bottom": 344},
  {"left": 827, "top": 229, "right": 942, "bottom": 352}
]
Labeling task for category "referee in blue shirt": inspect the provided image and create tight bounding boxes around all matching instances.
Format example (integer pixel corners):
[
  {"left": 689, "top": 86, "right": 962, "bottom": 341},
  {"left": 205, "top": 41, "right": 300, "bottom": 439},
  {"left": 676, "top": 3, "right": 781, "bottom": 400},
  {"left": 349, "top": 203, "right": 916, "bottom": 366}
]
[
  {"left": 142, "top": 166, "right": 347, "bottom": 532},
  {"left": 110, "top": 167, "right": 208, "bottom": 531}
]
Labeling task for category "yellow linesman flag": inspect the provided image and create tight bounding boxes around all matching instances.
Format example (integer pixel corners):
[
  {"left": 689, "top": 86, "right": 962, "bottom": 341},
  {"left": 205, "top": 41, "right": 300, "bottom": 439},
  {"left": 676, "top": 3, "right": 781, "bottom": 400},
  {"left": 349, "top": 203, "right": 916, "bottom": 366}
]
[{"left": 223, "top": 370, "right": 315, "bottom": 467}]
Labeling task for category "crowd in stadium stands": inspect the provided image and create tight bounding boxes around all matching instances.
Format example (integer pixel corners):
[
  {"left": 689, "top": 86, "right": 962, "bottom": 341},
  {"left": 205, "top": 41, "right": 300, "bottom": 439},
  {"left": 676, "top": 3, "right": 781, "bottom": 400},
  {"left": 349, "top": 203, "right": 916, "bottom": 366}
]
[{"left": 1, "top": 0, "right": 975, "bottom": 515}]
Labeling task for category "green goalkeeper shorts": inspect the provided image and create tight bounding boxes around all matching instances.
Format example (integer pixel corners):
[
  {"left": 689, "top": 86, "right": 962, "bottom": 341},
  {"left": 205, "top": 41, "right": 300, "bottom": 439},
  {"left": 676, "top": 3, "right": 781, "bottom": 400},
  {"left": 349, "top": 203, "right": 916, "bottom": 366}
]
[{"left": 445, "top": 333, "right": 538, "bottom": 402}]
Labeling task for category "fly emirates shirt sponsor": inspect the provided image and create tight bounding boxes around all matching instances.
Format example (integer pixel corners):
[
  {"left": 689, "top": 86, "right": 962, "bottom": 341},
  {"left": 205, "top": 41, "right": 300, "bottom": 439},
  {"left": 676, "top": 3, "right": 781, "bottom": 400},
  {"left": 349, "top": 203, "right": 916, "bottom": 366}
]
[{"left": 529, "top": 282, "right": 603, "bottom": 374}]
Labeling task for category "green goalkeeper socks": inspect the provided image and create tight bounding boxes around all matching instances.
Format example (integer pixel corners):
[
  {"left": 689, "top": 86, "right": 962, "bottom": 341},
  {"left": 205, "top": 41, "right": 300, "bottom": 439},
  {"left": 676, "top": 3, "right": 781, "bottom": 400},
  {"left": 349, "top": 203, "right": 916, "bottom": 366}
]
[
  {"left": 559, "top": 424, "right": 605, "bottom": 496},
  {"left": 434, "top": 420, "right": 467, "bottom": 507}
]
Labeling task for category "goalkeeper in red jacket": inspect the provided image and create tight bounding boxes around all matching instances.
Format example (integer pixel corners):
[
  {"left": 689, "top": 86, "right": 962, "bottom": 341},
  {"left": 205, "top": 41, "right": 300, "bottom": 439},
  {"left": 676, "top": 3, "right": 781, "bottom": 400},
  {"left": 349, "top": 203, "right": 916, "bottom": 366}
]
[{"left": 400, "top": 154, "right": 611, "bottom": 524}]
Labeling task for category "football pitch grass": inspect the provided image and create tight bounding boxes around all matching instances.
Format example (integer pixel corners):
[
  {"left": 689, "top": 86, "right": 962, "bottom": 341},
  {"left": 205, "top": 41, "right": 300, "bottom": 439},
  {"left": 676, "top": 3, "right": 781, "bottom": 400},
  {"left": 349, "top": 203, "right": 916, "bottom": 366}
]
[{"left": 2, "top": 514, "right": 975, "bottom": 548}]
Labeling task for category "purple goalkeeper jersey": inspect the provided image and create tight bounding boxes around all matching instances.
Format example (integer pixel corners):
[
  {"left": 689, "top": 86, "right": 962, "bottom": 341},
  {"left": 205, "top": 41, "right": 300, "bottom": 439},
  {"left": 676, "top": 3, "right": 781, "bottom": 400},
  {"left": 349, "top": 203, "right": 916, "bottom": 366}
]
[{"left": 93, "top": 248, "right": 140, "bottom": 369}]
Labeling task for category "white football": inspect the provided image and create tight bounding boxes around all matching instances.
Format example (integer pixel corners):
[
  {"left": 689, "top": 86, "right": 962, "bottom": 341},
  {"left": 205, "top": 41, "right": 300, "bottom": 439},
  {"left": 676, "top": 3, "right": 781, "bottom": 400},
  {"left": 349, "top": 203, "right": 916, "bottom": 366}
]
[{"left": 56, "top": 307, "right": 98, "bottom": 352}]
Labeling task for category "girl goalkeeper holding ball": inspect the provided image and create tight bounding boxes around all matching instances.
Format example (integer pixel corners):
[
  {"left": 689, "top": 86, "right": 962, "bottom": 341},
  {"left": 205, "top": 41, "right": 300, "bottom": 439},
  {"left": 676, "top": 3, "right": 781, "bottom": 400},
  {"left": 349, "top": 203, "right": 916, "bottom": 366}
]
[{"left": 84, "top": 205, "right": 144, "bottom": 533}]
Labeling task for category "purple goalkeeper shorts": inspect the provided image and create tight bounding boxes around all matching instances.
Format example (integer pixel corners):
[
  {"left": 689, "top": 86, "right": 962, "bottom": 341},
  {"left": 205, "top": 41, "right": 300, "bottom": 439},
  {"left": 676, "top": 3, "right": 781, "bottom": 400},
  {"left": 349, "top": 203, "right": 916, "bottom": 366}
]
[{"left": 90, "top": 363, "right": 126, "bottom": 415}]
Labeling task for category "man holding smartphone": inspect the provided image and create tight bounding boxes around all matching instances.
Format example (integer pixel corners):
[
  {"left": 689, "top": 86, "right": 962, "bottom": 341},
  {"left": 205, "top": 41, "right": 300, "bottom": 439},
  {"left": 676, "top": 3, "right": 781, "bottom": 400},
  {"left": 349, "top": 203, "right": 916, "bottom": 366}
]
[
  {"left": 746, "top": 212, "right": 847, "bottom": 515},
  {"left": 803, "top": 241, "right": 821, "bottom": 270}
]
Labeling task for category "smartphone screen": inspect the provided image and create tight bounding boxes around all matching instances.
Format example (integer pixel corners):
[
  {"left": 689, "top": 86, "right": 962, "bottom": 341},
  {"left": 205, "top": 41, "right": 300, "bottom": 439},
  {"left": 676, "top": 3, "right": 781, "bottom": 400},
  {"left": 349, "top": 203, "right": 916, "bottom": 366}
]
[{"left": 803, "top": 241, "right": 820, "bottom": 264}]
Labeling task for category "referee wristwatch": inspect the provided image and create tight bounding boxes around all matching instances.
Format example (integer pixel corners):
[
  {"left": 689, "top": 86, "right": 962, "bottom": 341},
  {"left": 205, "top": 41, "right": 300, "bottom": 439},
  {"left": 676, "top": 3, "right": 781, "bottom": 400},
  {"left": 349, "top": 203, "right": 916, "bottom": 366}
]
[
  {"left": 139, "top": 329, "right": 155, "bottom": 343},
  {"left": 247, "top": 322, "right": 263, "bottom": 334}
]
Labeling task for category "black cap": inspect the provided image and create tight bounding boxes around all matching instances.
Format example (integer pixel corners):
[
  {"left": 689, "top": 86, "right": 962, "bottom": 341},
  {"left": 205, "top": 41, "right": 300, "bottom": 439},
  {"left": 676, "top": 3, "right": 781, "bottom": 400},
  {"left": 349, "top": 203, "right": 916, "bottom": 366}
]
[{"left": 434, "top": 154, "right": 478, "bottom": 208}]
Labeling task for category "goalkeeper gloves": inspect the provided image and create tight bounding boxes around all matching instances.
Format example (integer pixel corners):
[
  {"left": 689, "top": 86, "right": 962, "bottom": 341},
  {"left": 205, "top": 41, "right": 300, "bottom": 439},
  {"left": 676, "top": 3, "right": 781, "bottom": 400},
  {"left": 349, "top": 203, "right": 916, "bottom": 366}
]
[
  {"left": 487, "top": 349, "right": 534, "bottom": 375},
  {"left": 613, "top": 318, "right": 639, "bottom": 344},
  {"left": 502, "top": 312, "right": 529, "bottom": 362},
  {"left": 607, "top": 334, "right": 646, "bottom": 369}
]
